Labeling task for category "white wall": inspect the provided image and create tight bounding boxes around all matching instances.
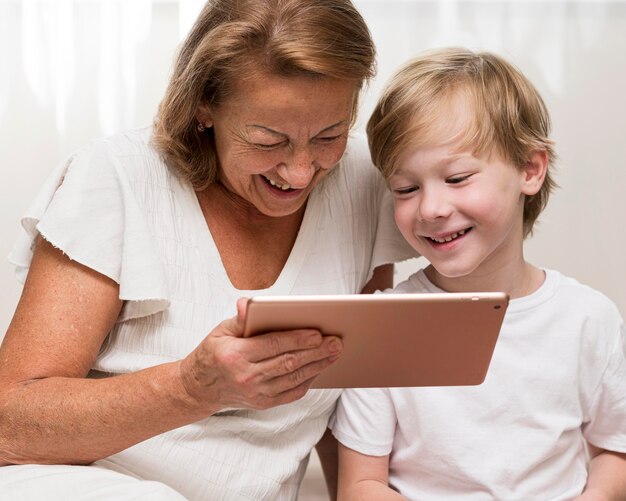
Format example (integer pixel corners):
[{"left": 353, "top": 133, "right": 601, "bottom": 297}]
[{"left": 1, "top": 0, "right": 626, "bottom": 339}]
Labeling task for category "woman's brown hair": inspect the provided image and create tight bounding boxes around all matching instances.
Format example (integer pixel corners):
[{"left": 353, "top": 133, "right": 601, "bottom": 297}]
[{"left": 153, "top": 0, "right": 376, "bottom": 189}]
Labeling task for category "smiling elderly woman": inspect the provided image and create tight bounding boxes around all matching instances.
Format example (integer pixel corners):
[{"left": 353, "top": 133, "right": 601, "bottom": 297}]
[{"left": 0, "top": 0, "right": 414, "bottom": 500}]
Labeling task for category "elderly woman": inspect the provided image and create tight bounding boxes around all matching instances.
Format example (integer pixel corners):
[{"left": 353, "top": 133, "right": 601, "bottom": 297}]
[{"left": 0, "top": 0, "right": 414, "bottom": 499}]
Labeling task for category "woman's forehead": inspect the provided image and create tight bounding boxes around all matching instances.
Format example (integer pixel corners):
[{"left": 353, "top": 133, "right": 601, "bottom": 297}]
[
  {"left": 203, "top": 79, "right": 355, "bottom": 143},
  {"left": 215, "top": 72, "right": 357, "bottom": 123}
]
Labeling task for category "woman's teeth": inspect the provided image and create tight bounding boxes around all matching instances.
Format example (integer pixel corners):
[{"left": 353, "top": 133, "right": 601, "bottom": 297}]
[
  {"left": 264, "top": 176, "right": 293, "bottom": 191},
  {"left": 430, "top": 229, "right": 467, "bottom": 243}
]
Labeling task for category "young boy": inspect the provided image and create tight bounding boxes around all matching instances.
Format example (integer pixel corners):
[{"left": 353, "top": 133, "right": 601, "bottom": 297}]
[{"left": 330, "top": 48, "right": 626, "bottom": 500}]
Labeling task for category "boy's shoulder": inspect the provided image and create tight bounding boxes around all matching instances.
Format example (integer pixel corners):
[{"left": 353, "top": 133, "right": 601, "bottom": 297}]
[
  {"left": 546, "top": 269, "right": 620, "bottom": 317},
  {"left": 510, "top": 269, "right": 623, "bottom": 345},
  {"left": 386, "top": 267, "right": 622, "bottom": 324}
]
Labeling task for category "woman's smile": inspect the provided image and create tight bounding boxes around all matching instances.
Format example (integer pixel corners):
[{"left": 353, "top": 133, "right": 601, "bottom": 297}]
[
  {"left": 197, "top": 69, "right": 357, "bottom": 219},
  {"left": 259, "top": 173, "right": 310, "bottom": 199}
]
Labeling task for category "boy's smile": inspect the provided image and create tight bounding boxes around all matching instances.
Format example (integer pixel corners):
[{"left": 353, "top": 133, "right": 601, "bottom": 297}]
[{"left": 423, "top": 227, "right": 471, "bottom": 245}]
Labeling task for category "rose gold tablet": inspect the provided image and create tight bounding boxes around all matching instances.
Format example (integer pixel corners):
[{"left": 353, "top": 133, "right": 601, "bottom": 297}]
[{"left": 243, "top": 292, "right": 509, "bottom": 388}]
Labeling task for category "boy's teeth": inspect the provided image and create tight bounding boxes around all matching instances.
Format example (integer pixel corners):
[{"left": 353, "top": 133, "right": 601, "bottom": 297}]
[
  {"left": 431, "top": 229, "right": 466, "bottom": 243},
  {"left": 266, "top": 177, "right": 292, "bottom": 190}
]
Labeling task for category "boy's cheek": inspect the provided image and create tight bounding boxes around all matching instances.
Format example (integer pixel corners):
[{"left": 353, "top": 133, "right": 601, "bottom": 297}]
[{"left": 394, "top": 206, "right": 421, "bottom": 249}]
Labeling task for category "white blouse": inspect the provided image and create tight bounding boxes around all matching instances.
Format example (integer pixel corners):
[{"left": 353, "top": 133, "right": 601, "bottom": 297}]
[{"left": 9, "top": 127, "right": 416, "bottom": 500}]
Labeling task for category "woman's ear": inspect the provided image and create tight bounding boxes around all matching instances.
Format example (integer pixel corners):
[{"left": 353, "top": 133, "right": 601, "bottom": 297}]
[
  {"left": 521, "top": 150, "right": 549, "bottom": 196},
  {"left": 195, "top": 102, "right": 213, "bottom": 129}
]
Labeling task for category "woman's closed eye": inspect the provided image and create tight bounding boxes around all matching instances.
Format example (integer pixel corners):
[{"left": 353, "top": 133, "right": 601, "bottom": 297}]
[
  {"left": 254, "top": 141, "right": 287, "bottom": 150},
  {"left": 315, "top": 134, "right": 344, "bottom": 144},
  {"left": 253, "top": 134, "right": 343, "bottom": 150}
]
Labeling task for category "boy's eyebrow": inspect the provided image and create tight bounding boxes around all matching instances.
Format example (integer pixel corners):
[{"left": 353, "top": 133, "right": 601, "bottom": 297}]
[
  {"left": 436, "top": 153, "right": 475, "bottom": 167},
  {"left": 394, "top": 152, "right": 474, "bottom": 175}
]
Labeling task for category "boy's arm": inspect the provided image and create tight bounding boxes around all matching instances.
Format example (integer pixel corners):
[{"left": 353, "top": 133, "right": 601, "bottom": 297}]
[
  {"left": 577, "top": 444, "right": 626, "bottom": 500},
  {"left": 337, "top": 442, "right": 407, "bottom": 500},
  {"left": 315, "top": 428, "right": 339, "bottom": 501}
]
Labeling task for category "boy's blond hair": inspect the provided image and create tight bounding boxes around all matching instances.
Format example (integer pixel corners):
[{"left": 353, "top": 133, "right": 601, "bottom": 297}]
[{"left": 367, "top": 47, "right": 556, "bottom": 238}]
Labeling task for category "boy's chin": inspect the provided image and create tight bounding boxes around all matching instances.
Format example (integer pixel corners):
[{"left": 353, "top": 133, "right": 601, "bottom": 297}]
[{"left": 425, "top": 262, "right": 479, "bottom": 284}]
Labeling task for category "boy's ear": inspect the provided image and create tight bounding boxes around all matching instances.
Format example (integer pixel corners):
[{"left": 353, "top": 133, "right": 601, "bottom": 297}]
[
  {"left": 195, "top": 102, "right": 213, "bottom": 128},
  {"left": 521, "top": 150, "right": 548, "bottom": 196}
]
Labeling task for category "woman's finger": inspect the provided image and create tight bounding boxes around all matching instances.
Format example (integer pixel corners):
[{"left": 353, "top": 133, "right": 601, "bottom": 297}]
[
  {"left": 260, "top": 354, "right": 341, "bottom": 401},
  {"left": 244, "top": 329, "right": 331, "bottom": 362},
  {"left": 253, "top": 335, "right": 343, "bottom": 379}
]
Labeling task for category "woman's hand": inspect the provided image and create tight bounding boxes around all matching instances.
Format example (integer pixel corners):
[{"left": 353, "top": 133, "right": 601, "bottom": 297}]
[{"left": 179, "top": 298, "right": 343, "bottom": 413}]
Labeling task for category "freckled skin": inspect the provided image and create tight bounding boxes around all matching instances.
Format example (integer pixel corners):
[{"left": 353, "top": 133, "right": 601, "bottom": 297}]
[{"left": 196, "top": 71, "right": 357, "bottom": 219}]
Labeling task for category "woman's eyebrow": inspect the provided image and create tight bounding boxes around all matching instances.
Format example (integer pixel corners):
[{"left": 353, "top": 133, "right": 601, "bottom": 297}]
[
  {"left": 246, "top": 120, "right": 349, "bottom": 138},
  {"left": 246, "top": 125, "right": 286, "bottom": 138}
]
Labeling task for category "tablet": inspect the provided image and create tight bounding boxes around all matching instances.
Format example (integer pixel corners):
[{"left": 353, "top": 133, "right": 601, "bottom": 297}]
[{"left": 243, "top": 292, "right": 509, "bottom": 388}]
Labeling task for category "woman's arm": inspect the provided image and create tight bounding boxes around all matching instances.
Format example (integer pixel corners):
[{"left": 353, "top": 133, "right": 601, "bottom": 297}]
[
  {"left": 361, "top": 264, "right": 394, "bottom": 294},
  {"left": 337, "top": 443, "right": 406, "bottom": 501},
  {"left": 576, "top": 445, "right": 626, "bottom": 500},
  {"left": 0, "top": 238, "right": 342, "bottom": 465}
]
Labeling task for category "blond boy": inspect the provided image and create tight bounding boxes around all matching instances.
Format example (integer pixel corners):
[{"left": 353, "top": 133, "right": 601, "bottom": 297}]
[{"left": 331, "top": 48, "right": 626, "bottom": 500}]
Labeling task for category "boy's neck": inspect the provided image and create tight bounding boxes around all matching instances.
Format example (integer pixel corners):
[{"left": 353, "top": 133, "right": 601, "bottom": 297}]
[{"left": 424, "top": 261, "right": 545, "bottom": 299}]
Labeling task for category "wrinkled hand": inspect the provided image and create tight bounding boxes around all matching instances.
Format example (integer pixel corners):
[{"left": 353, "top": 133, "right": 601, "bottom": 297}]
[{"left": 179, "top": 298, "right": 343, "bottom": 413}]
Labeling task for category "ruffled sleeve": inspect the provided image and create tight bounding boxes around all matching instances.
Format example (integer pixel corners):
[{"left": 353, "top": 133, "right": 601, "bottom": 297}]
[{"left": 8, "top": 136, "right": 170, "bottom": 321}]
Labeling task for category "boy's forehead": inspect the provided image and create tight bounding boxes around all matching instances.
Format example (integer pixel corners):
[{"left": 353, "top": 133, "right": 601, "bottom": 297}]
[{"left": 408, "top": 90, "right": 476, "bottom": 150}]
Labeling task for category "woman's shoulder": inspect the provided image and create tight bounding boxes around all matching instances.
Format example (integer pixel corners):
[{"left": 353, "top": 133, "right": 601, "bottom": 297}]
[
  {"left": 72, "top": 127, "right": 169, "bottom": 181},
  {"left": 320, "top": 133, "right": 382, "bottom": 196},
  {"left": 51, "top": 128, "right": 189, "bottom": 215},
  {"left": 341, "top": 133, "right": 377, "bottom": 174}
]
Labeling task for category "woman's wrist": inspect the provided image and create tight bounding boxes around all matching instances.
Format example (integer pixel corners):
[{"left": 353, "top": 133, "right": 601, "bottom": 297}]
[{"left": 170, "top": 359, "right": 223, "bottom": 418}]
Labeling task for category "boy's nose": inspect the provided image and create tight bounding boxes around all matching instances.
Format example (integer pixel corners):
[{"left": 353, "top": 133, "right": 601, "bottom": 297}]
[{"left": 417, "top": 189, "right": 452, "bottom": 222}]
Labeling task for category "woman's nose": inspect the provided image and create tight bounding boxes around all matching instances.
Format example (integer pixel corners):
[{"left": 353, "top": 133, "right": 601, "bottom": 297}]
[{"left": 278, "top": 147, "right": 316, "bottom": 189}]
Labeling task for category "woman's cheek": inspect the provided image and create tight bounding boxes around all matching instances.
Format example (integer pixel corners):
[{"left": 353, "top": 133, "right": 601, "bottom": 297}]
[{"left": 322, "top": 139, "right": 349, "bottom": 170}]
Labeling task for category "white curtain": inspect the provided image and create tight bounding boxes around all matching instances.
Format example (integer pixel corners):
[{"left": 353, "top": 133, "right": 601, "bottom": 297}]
[
  {"left": 1, "top": 0, "right": 204, "bottom": 144},
  {"left": 1, "top": 0, "right": 626, "bottom": 331}
]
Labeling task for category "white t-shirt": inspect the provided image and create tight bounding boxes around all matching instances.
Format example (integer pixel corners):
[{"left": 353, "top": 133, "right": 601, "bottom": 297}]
[
  {"left": 331, "top": 268, "right": 626, "bottom": 501},
  {"left": 8, "top": 128, "right": 416, "bottom": 500}
]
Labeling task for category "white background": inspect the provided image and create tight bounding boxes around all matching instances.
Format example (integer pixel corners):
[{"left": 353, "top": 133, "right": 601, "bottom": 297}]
[{"left": 1, "top": 1, "right": 625, "bottom": 498}]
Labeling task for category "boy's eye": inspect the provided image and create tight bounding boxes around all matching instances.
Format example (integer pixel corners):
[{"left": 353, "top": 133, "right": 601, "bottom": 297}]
[
  {"left": 446, "top": 174, "right": 472, "bottom": 184},
  {"left": 393, "top": 186, "right": 418, "bottom": 195}
]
